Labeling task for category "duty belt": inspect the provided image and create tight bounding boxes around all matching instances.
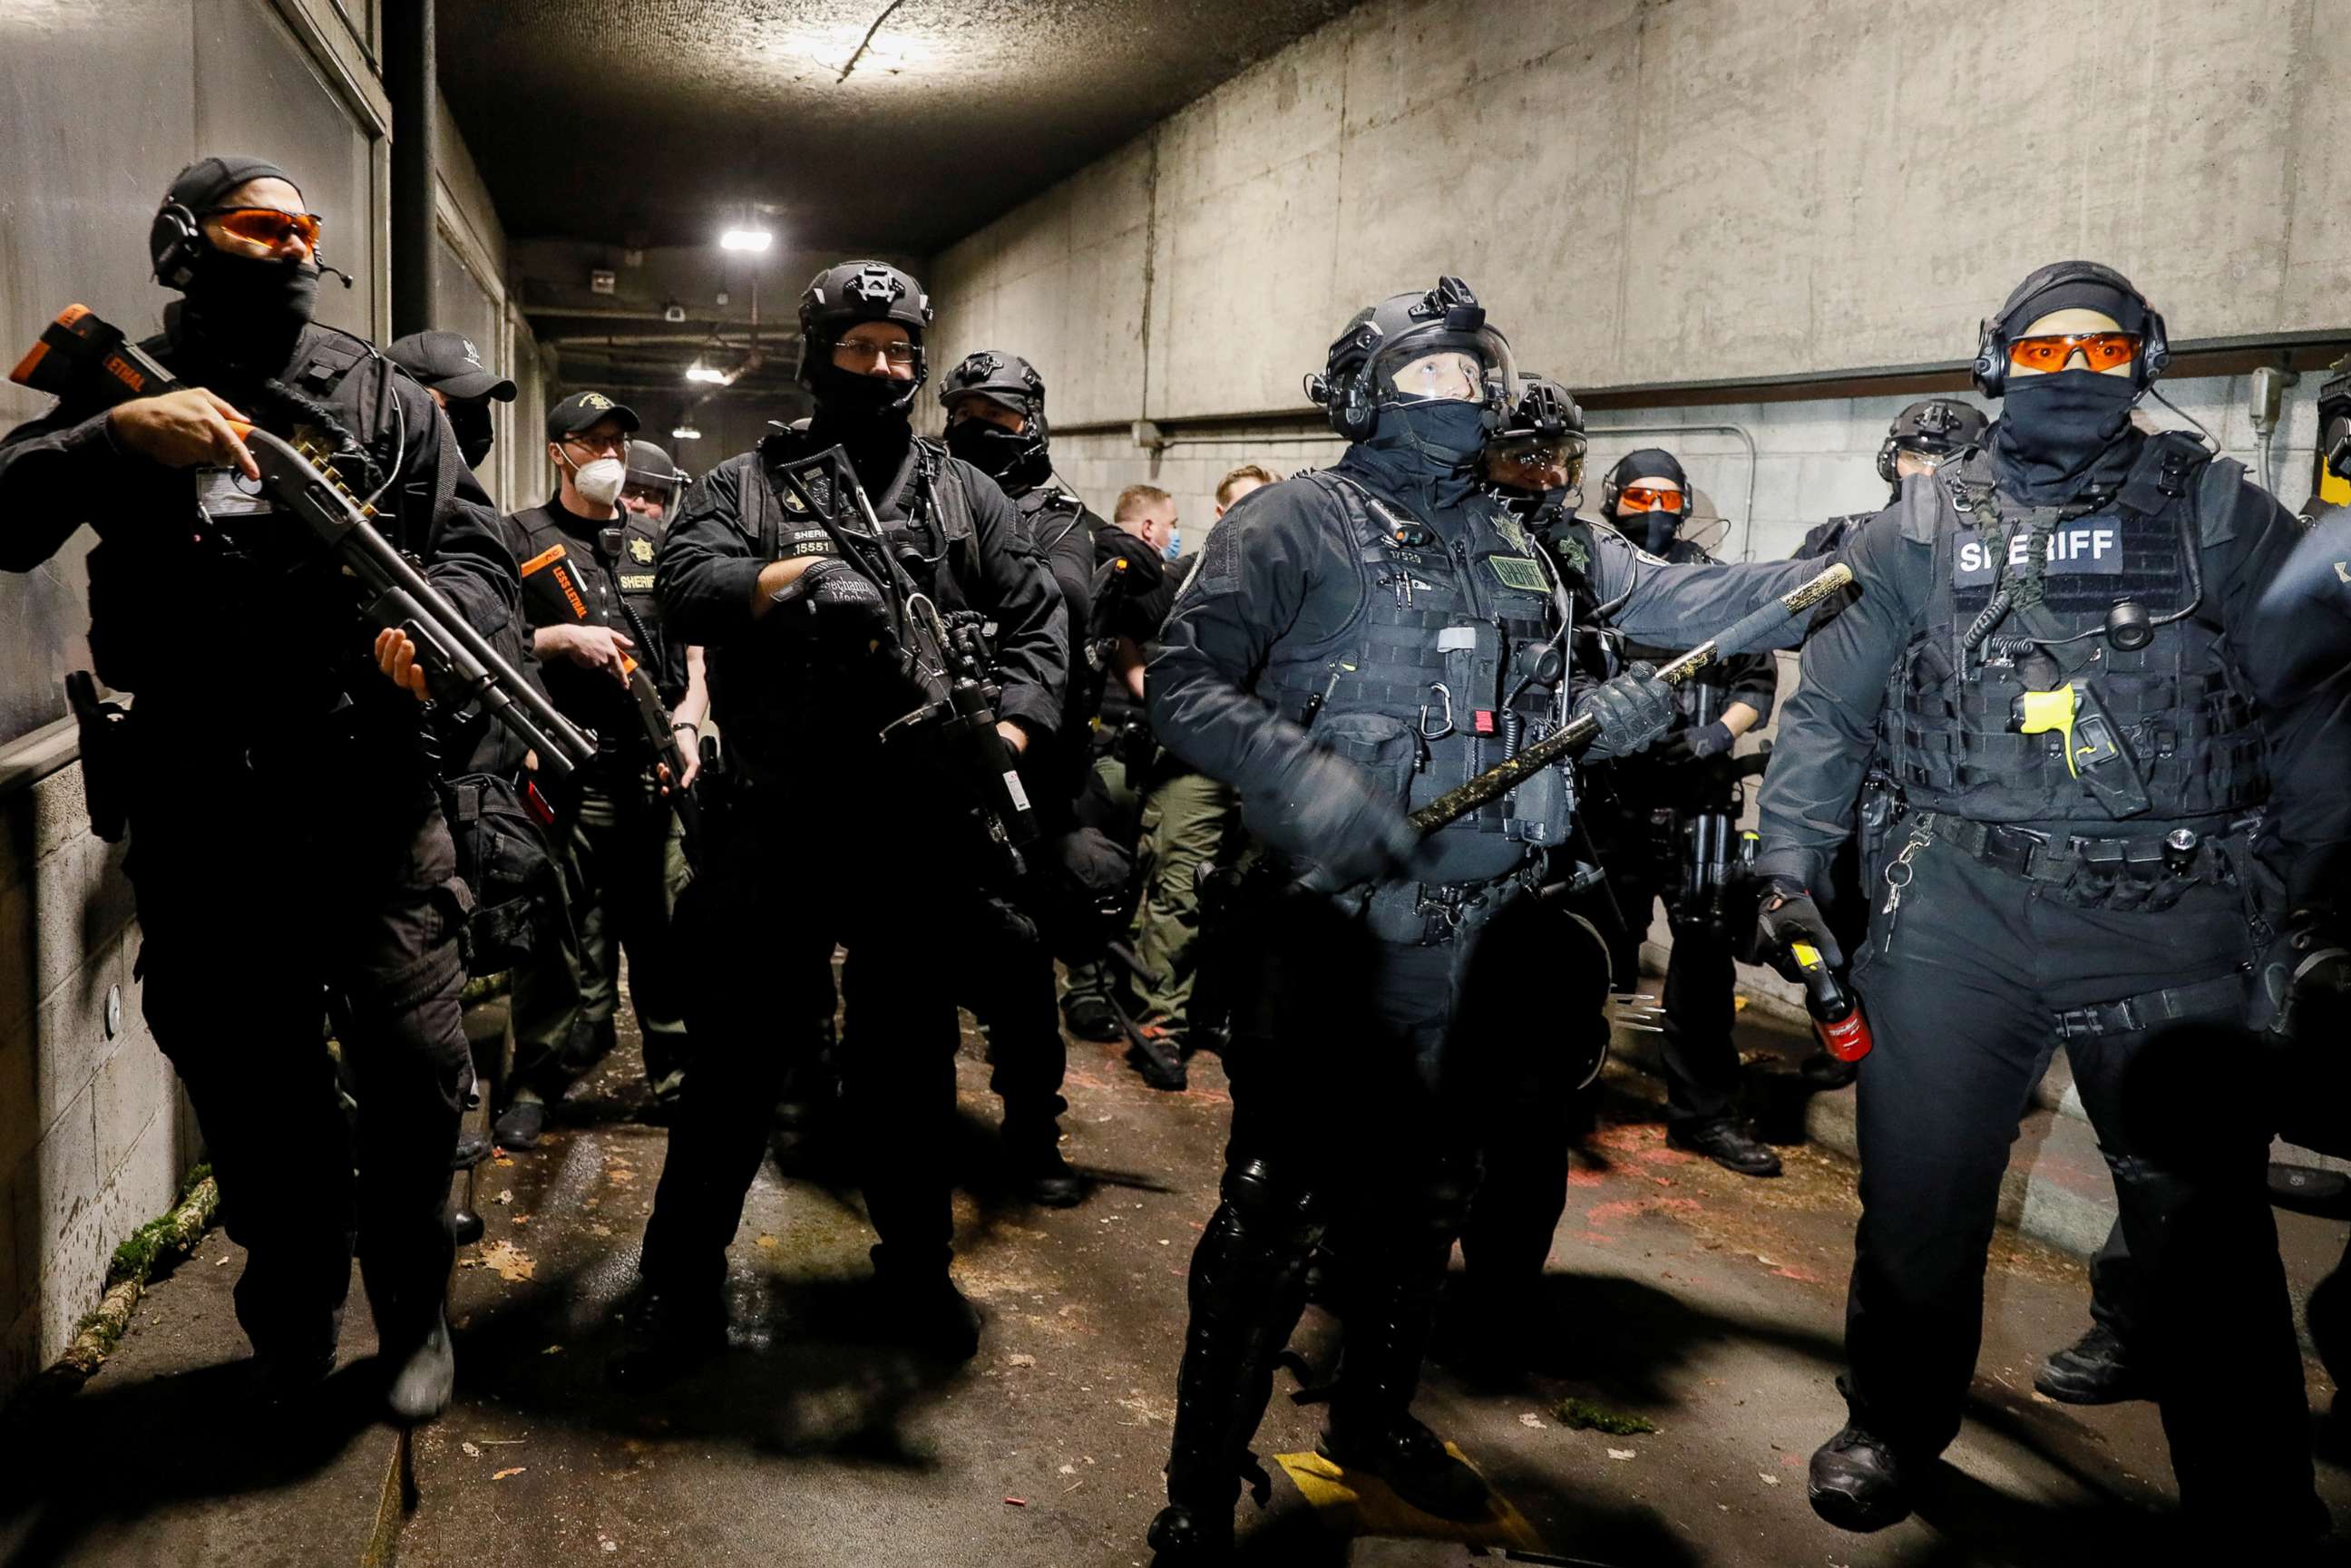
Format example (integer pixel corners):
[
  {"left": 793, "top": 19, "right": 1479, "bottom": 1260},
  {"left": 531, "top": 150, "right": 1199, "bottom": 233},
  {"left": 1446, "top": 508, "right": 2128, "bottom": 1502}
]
[
  {"left": 1906, "top": 809, "right": 2254, "bottom": 886},
  {"left": 1361, "top": 868, "right": 1536, "bottom": 946},
  {"left": 2052, "top": 969, "right": 2249, "bottom": 1041}
]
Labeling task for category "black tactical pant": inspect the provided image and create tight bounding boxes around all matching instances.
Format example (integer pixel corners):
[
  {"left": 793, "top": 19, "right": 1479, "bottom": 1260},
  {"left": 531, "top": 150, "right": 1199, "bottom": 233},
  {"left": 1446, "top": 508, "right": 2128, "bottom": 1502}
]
[
  {"left": 1844, "top": 827, "right": 2316, "bottom": 1524},
  {"left": 639, "top": 784, "right": 996, "bottom": 1292},
  {"left": 126, "top": 725, "right": 470, "bottom": 1362},
  {"left": 1587, "top": 821, "right": 1745, "bottom": 1128},
  {"left": 972, "top": 909, "right": 1068, "bottom": 1129},
  {"left": 1162, "top": 880, "right": 1558, "bottom": 1514}
]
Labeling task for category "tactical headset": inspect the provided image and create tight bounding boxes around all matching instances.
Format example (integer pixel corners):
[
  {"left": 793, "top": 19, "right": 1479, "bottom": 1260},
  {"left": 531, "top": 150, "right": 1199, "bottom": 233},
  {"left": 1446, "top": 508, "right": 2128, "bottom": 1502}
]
[
  {"left": 1598, "top": 451, "right": 1693, "bottom": 521},
  {"left": 151, "top": 197, "right": 352, "bottom": 291},
  {"left": 1876, "top": 398, "right": 1988, "bottom": 484},
  {"left": 1972, "top": 261, "right": 2171, "bottom": 399},
  {"left": 1304, "top": 277, "right": 1502, "bottom": 445}
]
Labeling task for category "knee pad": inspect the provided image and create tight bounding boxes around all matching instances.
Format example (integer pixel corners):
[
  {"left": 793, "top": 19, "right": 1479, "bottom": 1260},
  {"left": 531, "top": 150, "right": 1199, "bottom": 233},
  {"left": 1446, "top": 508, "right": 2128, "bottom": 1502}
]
[{"left": 1220, "top": 1156, "right": 1319, "bottom": 1242}]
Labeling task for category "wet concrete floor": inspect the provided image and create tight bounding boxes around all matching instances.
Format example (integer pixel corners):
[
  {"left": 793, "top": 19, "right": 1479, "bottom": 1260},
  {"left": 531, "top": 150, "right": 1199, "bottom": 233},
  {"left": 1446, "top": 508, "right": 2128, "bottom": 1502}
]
[{"left": 7, "top": 979, "right": 2347, "bottom": 1566}]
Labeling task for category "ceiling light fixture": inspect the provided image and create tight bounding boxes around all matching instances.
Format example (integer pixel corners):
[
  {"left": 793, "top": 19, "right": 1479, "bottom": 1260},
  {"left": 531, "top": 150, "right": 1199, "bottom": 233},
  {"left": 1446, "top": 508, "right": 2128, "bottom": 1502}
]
[
  {"left": 671, "top": 424, "right": 702, "bottom": 441},
  {"left": 684, "top": 362, "right": 727, "bottom": 385},
  {"left": 718, "top": 229, "right": 772, "bottom": 252}
]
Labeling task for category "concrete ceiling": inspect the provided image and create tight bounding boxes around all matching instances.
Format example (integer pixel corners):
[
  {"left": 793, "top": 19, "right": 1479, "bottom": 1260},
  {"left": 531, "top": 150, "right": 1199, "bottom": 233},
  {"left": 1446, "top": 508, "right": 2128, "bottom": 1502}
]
[{"left": 439, "top": 0, "right": 1363, "bottom": 255}]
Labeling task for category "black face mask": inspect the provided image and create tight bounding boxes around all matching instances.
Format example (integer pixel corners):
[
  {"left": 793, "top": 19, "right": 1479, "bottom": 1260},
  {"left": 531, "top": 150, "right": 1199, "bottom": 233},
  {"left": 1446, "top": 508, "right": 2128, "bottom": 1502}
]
[
  {"left": 1992, "top": 370, "right": 2141, "bottom": 503},
  {"left": 1381, "top": 398, "right": 1492, "bottom": 471},
  {"left": 444, "top": 396, "right": 495, "bottom": 471},
  {"left": 809, "top": 360, "right": 919, "bottom": 424},
  {"left": 182, "top": 250, "right": 319, "bottom": 371},
  {"left": 943, "top": 419, "right": 1049, "bottom": 490},
  {"left": 1617, "top": 511, "right": 1679, "bottom": 555}
]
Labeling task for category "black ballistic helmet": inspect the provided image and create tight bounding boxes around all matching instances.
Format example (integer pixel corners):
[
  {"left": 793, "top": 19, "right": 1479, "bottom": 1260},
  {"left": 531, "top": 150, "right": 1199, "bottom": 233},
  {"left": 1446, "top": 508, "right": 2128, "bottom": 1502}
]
[
  {"left": 1972, "top": 259, "right": 2170, "bottom": 397},
  {"left": 941, "top": 349, "right": 1047, "bottom": 428},
  {"left": 1487, "top": 375, "right": 1589, "bottom": 486},
  {"left": 1303, "top": 276, "right": 1516, "bottom": 444},
  {"left": 1877, "top": 397, "right": 1988, "bottom": 483},
  {"left": 797, "top": 260, "right": 934, "bottom": 407}
]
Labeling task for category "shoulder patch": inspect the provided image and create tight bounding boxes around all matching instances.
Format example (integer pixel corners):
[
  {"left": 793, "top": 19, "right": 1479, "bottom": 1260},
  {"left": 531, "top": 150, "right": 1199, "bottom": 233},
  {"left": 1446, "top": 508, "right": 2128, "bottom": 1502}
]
[
  {"left": 1196, "top": 513, "right": 1244, "bottom": 597},
  {"left": 1488, "top": 555, "right": 1549, "bottom": 594}
]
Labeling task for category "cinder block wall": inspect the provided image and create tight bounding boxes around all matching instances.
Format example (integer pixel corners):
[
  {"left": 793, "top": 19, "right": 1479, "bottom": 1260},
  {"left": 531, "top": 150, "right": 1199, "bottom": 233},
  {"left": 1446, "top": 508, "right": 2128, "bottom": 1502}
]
[{"left": 0, "top": 726, "right": 195, "bottom": 1394}]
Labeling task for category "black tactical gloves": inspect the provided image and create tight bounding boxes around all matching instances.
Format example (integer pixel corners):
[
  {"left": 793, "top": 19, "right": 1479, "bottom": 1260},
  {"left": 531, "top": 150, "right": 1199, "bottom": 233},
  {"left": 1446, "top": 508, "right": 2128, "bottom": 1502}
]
[
  {"left": 1248, "top": 748, "right": 1421, "bottom": 888},
  {"left": 1757, "top": 881, "right": 1842, "bottom": 973},
  {"left": 775, "top": 557, "right": 889, "bottom": 652},
  {"left": 1573, "top": 662, "right": 1676, "bottom": 759}
]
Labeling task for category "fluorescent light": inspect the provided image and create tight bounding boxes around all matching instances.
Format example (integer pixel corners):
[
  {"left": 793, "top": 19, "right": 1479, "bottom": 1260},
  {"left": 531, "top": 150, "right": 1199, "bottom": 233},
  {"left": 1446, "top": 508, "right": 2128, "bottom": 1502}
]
[
  {"left": 671, "top": 425, "right": 701, "bottom": 441},
  {"left": 718, "top": 229, "right": 772, "bottom": 252},
  {"left": 684, "top": 362, "right": 727, "bottom": 384}
]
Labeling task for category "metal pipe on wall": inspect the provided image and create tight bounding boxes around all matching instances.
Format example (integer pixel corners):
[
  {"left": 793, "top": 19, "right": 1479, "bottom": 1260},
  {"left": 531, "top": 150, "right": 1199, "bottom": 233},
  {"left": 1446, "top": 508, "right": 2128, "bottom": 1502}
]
[
  {"left": 1581, "top": 421, "right": 1761, "bottom": 561},
  {"left": 385, "top": 0, "right": 437, "bottom": 339}
]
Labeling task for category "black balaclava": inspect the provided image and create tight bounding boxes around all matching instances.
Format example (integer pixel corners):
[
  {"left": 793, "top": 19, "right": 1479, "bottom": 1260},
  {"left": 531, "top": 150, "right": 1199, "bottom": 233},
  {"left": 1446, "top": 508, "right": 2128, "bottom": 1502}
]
[
  {"left": 1607, "top": 448, "right": 1689, "bottom": 554},
  {"left": 445, "top": 395, "right": 495, "bottom": 471},
  {"left": 944, "top": 418, "right": 1051, "bottom": 492},
  {"left": 1988, "top": 263, "right": 2150, "bottom": 505},
  {"left": 159, "top": 155, "right": 319, "bottom": 375}
]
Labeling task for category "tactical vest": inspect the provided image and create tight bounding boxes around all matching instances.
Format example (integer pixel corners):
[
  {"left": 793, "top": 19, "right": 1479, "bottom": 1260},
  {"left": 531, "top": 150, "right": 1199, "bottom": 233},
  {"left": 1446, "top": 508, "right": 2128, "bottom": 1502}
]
[
  {"left": 1880, "top": 433, "right": 2265, "bottom": 828},
  {"left": 1255, "top": 472, "right": 1574, "bottom": 884},
  {"left": 1016, "top": 483, "right": 1089, "bottom": 559}
]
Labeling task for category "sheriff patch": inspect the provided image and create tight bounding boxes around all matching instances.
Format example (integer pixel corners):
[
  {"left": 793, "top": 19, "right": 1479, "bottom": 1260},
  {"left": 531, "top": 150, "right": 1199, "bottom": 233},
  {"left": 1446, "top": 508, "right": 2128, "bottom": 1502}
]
[
  {"left": 1488, "top": 555, "right": 1549, "bottom": 594},
  {"left": 629, "top": 536, "right": 656, "bottom": 564},
  {"left": 1955, "top": 526, "right": 2122, "bottom": 589},
  {"left": 619, "top": 573, "right": 656, "bottom": 590}
]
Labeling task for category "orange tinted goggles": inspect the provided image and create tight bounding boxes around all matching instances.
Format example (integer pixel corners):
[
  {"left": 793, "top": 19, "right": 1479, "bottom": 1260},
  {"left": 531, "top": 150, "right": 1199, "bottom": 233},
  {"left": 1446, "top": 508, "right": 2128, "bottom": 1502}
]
[
  {"left": 1615, "top": 485, "right": 1683, "bottom": 513},
  {"left": 2007, "top": 331, "right": 2139, "bottom": 374},
  {"left": 205, "top": 207, "right": 323, "bottom": 251}
]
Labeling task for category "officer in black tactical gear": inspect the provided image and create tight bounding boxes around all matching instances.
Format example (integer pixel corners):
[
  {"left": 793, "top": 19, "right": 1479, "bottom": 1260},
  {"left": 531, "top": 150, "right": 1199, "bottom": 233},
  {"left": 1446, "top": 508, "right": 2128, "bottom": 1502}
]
[
  {"left": 1141, "top": 278, "right": 1833, "bottom": 1561},
  {"left": 622, "top": 439, "right": 690, "bottom": 522},
  {"left": 1789, "top": 398, "right": 1989, "bottom": 1089},
  {"left": 385, "top": 329, "right": 514, "bottom": 473},
  {"left": 634, "top": 260, "right": 1067, "bottom": 1365},
  {"left": 1754, "top": 260, "right": 2339, "bottom": 1545},
  {"left": 938, "top": 348, "right": 1107, "bottom": 1202},
  {"left": 492, "top": 394, "right": 706, "bottom": 1146},
  {"left": 0, "top": 155, "right": 519, "bottom": 1421},
  {"left": 1578, "top": 449, "right": 1783, "bottom": 1175}
]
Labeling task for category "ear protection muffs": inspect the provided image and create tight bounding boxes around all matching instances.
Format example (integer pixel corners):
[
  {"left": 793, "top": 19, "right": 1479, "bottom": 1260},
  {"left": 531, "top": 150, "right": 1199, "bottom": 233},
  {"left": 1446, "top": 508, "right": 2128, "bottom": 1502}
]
[
  {"left": 1973, "top": 265, "right": 2171, "bottom": 398},
  {"left": 150, "top": 201, "right": 203, "bottom": 289},
  {"left": 1598, "top": 463, "right": 1693, "bottom": 521}
]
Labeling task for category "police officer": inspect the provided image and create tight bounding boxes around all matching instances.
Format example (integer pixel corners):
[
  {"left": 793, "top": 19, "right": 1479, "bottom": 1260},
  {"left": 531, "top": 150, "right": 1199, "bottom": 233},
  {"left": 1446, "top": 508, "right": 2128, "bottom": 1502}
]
[
  {"left": 0, "top": 155, "right": 517, "bottom": 1420},
  {"left": 1790, "top": 398, "right": 1988, "bottom": 1089},
  {"left": 1753, "top": 260, "right": 2335, "bottom": 1545},
  {"left": 385, "top": 329, "right": 514, "bottom": 472},
  {"left": 621, "top": 439, "right": 690, "bottom": 523},
  {"left": 493, "top": 394, "right": 706, "bottom": 1146},
  {"left": 937, "top": 349, "right": 1105, "bottom": 1201},
  {"left": 636, "top": 261, "right": 1066, "bottom": 1364},
  {"left": 1578, "top": 450, "right": 1783, "bottom": 1175},
  {"left": 1142, "top": 278, "right": 1832, "bottom": 1560}
]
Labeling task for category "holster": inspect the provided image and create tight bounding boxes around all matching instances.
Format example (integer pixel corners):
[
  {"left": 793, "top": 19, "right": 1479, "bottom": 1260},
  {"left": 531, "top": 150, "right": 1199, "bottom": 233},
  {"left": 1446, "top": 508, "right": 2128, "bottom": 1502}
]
[{"left": 65, "top": 671, "right": 131, "bottom": 843}]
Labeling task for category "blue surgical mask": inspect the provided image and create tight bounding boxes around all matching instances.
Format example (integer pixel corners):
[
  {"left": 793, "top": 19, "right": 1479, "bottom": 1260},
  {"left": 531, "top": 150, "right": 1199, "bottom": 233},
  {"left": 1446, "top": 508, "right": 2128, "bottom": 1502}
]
[{"left": 1163, "top": 529, "right": 1182, "bottom": 562}]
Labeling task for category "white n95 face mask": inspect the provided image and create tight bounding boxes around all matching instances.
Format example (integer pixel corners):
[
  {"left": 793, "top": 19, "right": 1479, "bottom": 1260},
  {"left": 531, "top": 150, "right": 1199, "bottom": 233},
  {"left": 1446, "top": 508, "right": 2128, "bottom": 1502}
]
[{"left": 572, "top": 456, "right": 627, "bottom": 507}]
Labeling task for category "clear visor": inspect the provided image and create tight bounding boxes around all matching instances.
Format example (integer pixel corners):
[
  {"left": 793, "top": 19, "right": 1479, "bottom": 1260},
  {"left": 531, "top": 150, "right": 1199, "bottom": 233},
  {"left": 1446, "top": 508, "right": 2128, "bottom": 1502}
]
[
  {"left": 1483, "top": 430, "right": 1588, "bottom": 493},
  {"left": 1371, "top": 326, "right": 1515, "bottom": 407}
]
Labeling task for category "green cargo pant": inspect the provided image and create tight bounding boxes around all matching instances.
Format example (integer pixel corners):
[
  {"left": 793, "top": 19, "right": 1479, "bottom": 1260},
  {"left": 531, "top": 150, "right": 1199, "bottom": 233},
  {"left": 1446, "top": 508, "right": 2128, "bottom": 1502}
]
[
  {"left": 1131, "top": 766, "right": 1241, "bottom": 1034},
  {"left": 512, "top": 769, "right": 694, "bottom": 1100}
]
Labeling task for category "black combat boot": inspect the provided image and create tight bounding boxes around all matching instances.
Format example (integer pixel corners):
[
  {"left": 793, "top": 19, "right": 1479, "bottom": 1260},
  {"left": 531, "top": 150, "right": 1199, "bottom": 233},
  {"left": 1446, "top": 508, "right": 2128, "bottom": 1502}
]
[
  {"left": 1062, "top": 989, "right": 1122, "bottom": 1043},
  {"left": 1001, "top": 1113, "right": 1085, "bottom": 1208},
  {"left": 1668, "top": 1116, "right": 1783, "bottom": 1177},
  {"left": 871, "top": 1247, "right": 984, "bottom": 1360},
  {"left": 1808, "top": 1422, "right": 1912, "bottom": 1531},
  {"left": 1318, "top": 1271, "right": 1489, "bottom": 1520},
  {"left": 2033, "top": 1322, "right": 2147, "bottom": 1405}
]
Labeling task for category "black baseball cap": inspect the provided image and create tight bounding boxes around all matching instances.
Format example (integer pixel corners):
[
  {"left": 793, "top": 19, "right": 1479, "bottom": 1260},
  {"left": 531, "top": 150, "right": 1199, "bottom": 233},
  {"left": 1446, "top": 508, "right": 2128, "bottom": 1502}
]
[
  {"left": 546, "top": 390, "right": 640, "bottom": 443},
  {"left": 385, "top": 330, "right": 516, "bottom": 402}
]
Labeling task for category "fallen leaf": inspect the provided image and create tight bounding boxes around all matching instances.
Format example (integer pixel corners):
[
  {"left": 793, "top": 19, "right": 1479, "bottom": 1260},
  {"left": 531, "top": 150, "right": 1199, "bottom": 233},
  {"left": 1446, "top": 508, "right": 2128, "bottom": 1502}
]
[
  {"left": 1758, "top": 1472, "right": 1780, "bottom": 1486},
  {"left": 541, "top": 1344, "right": 564, "bottom": 1355},
  {"left": 1606, "top": 1447, "right": 1636, "bottom": 1461},
  {"left": 478, "top": 1240, "right": 537, "bottom": 1281},
  {"left": 1058, "top": 1464, "right": 1076, "bottom": 1475},
  {"left": 493, "top": 1466, "right": 526, "bottom": 1481},
  {"left": 494, "top": 1189, "right": 513, "bottom": 1206},
  {"left": 756, "top": 1234, "right": 780, "bottom": 1250},
  {"left": 461, "top": 1442, "right": 481, "bottom": 1457},
  {"left": 493, "top": 1155, "right": 514, "bottom": 1167},
  {"left": 1518, "top": 1412, "right": 1546, "bottom": 1429},
  {"left": 1009, "top": 1353, "right": 1037, "bottom": 1368}
]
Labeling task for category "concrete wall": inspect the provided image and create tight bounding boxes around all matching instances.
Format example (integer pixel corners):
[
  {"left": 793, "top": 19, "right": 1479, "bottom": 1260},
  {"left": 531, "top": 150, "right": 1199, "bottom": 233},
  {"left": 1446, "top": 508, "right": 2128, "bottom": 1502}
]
[
  {"left": 929, "top": 0, "right": 2347, "bottom": 425},
  {"left": 0, "top": 727, "right": 195, "bottom": 1395}
]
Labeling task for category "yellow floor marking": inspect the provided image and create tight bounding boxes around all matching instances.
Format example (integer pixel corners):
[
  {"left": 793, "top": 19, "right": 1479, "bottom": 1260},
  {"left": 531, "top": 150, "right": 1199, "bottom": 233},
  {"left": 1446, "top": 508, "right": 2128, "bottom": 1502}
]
[{"left": 1273, "top": 1445, "right": 1545, "bottom": 1550}]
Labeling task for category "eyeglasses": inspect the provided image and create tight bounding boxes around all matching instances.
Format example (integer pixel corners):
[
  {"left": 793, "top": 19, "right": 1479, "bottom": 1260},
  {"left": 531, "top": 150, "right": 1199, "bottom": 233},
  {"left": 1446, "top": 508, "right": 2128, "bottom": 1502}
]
[
  {"left": 833, "top": 338, "right": 920, "bottom": 368},
  {"left": 562, "top": 430, "right": 631, "bottom": 454},
  {"left": 1615, "top": 485, "right": 1683, "bottom": 513},
  {"left": 2007, "top": 331, "right": 2140, "bottom": 374},
  {"left": 202, "top": 208, "right": 322, "bottom": 252}
]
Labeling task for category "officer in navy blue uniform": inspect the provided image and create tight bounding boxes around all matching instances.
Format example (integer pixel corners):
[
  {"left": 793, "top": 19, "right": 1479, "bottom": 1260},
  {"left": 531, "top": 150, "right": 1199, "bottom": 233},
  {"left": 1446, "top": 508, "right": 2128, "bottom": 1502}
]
[
  {"left": 0, "top": 155, "right": 517, "bottom": 1422},
  {"left": 1141, "top": 278, "right": 1834, "bottom": 1562},
  {"left": 1755, "top": 260, "right": 2341, "bottom": 1545}
]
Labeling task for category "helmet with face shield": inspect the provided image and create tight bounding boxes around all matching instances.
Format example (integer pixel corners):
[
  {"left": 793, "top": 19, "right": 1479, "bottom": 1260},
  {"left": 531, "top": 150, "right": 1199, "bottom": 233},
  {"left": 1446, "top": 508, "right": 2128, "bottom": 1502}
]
[
  {"left": 1304, "top": 277, "right": 1516, "bottom": 463},
  {"left": 1481, "top": 375, "right": 1587, "bottom": 521}
]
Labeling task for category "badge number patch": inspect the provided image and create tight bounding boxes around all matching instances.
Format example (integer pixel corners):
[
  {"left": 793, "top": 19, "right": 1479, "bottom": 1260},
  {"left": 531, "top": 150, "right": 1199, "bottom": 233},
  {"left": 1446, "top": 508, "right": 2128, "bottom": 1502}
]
[{"left": 1488, "top": 555, "right": 1550, "bottom": 594}]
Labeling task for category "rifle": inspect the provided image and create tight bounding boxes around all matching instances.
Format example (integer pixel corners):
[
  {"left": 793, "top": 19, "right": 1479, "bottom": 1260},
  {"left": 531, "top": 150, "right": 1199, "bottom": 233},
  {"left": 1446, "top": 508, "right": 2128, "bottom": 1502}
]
[
  {"left": 521, "top": 539, "right": 704, "bottom": 862},
  {"left": 10, "top": 305, "right": 596, "bottom": 777},
  {"left": 767, "top": 444, "right": 1039, "bottom": 866}
]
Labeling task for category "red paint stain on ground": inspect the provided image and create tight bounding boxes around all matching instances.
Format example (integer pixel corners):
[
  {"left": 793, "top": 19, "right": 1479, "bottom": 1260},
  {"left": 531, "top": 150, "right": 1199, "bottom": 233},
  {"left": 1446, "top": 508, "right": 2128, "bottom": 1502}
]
[{"left": 1585, "top": 1196, "right": 1704, "bottom": 1230}]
